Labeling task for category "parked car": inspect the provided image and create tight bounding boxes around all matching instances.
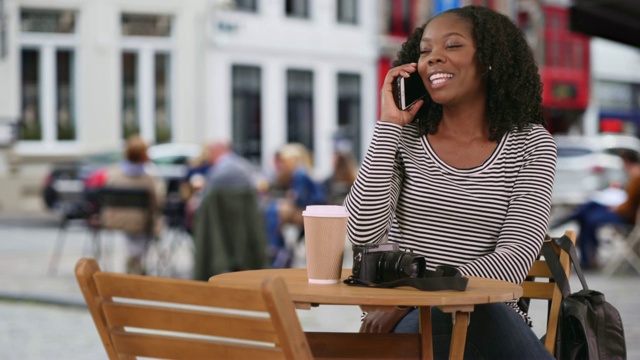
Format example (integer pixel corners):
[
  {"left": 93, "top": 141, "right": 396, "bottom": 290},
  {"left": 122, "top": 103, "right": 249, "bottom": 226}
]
[
  {"left": 552, "top": 134, "right": 640, "bottom": 209},
  {"left": 42, "top": 143, "right": 202, "bottom": 213}
]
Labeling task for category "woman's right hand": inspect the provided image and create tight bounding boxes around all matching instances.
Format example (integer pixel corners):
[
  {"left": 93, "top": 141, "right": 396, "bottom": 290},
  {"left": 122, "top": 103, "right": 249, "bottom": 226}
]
[
  {"left": 359, "top": 307, "right": 412, "bottom": 333},
  {"left": 379, "top": 63, "right": 425, "bottom": 127}
]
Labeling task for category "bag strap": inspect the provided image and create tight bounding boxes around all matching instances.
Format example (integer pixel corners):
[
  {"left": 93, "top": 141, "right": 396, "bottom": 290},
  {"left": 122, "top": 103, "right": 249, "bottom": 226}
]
[
  {"left": 541, "top": 234, "right": 590, "bottom": 298},
  {"left": 343, "top": 265, "right": 469, "bottom": 291}
]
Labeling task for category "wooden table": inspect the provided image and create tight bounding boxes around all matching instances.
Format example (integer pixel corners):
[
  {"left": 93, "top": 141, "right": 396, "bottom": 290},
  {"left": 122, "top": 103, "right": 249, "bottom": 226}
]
[{"left": 209, "top": 268, "right": 522, "bottom": 360}]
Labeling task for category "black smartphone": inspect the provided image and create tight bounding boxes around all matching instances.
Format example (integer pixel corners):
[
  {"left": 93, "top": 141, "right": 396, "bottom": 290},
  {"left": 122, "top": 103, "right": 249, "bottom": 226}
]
[{"left": 392, "top": 71, "right": 428, "bottom": 111}]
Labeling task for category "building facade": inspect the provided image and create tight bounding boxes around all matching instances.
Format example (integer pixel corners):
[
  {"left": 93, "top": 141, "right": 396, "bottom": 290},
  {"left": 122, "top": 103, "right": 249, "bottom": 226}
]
[
  {"left": 0, "top": 0, "right": 379, "bottom": 212},
  {"left": 3, "top": 0, "right": 636, "bottom": 212}
]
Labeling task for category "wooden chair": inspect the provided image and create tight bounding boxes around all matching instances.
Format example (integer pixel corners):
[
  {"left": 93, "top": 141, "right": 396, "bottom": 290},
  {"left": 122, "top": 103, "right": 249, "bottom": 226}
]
[
  {"left": 75, "top": 257, "right": 313, "bottom": 360},
  {"left": 521, "top": 230, "right": 576, "bottom": 355}
]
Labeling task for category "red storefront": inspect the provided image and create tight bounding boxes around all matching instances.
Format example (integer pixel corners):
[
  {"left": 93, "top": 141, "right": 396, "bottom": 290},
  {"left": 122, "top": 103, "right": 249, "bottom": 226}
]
[{"left": 536, "top": 5, "right": 591, "bottom": 134}]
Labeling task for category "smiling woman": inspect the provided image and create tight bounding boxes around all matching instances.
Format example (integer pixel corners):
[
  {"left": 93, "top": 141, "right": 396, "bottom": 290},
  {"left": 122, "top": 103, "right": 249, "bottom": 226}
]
[{"left": 345, "top": 6, "right": 557, "bottom": 359}]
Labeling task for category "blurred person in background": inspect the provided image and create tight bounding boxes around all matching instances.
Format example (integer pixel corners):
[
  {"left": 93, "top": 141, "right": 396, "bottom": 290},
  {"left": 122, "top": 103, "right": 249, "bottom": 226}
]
[
  {"left": 180, "top": 144, "right": 211, "bottom": 234},
  {"left": 205, "top": 140, "right": 257, "bottom": 191},
  {"left": 265, "top": 143, "right": 327, "bottom": 268},
  {"left": 323, "top": 144, "right": 358, "bottom": 205},
  {"left": 186, "top": 140, "right": 258, "bottom": 231},
  {"left": 100, "top": 135, "right": 165, "bottom": 275},
  {"left": 550, "top": 149, "right": 640, "bottom": 269},
  {"left": 192, "top": 140, "right": 268, "bottom": 279}
]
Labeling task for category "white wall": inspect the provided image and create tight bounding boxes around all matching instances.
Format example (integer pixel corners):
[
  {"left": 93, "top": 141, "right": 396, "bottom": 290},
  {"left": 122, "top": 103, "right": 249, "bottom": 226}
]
[
  {"left": 0, "top": 0, "right": 19, "bottom": 123},
  {"left": 591, "top": 38, "right": 640, "bottom": 83}
]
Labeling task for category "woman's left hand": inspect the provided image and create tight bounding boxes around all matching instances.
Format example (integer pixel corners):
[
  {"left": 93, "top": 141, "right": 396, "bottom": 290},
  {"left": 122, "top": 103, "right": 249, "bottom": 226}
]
[{"left": 359, "top": 307, "right": 411, "bottom": 333}]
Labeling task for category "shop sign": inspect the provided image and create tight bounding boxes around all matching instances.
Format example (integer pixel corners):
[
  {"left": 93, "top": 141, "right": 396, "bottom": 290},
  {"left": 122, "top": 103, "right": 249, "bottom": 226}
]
[{"left": 552, "top": 82, "right": 577, "bottom": 100}]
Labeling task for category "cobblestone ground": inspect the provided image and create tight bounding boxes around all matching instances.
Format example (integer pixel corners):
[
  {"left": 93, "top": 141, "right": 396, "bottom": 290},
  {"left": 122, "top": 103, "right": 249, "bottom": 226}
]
[{"left": 0, "top": 301, "right": 104, "bottom": 360}]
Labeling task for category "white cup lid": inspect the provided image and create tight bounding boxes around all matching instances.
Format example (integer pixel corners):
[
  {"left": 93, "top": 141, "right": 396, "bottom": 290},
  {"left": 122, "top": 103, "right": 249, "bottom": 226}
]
[{"left": 302, "top": 205, "right": 349, "bottom": 217}]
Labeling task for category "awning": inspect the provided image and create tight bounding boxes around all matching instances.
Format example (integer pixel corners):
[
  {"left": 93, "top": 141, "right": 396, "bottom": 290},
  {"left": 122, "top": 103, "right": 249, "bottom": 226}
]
[{"left": 569, "top": 0, "right": 640, "bottom": 48}]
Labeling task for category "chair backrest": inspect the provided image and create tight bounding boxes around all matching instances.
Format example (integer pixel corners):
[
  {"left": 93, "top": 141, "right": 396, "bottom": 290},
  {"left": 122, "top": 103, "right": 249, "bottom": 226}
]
[
  {"left": 98, "top": 187, "right": 154, "bottom": 235},
  {"left": 99, "top": 187, "right": 151, "bottom": 209},
  {"left": 521, "top": 230, "right": 576, "bottom": 355},
  {"left": 75, "top": 258, "right": 313, "bottom": 360}
]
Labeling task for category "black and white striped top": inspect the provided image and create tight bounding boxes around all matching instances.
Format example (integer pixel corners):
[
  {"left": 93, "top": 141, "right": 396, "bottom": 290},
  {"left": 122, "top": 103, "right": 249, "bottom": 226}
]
[{"left": 345, "top": 121, "right": 557, "bottom": 322}]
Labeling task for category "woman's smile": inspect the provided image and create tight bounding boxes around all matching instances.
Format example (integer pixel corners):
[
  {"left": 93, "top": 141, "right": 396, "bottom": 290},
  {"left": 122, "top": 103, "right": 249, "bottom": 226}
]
[{"left": 429, "top": 72, "right": 454, "bottom": 88}]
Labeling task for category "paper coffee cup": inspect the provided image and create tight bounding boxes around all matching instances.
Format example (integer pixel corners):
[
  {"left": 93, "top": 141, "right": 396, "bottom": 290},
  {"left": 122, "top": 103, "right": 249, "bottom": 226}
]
[{"left": 302, "top": 205, "right": 349, "bottom": 284}]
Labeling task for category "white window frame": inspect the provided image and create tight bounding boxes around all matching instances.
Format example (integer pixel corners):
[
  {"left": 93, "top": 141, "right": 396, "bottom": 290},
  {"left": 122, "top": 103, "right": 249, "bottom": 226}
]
[
  {"left": 120, "top": 35, "right": 175, "bottom": 144},
  {"left": 17, "top": 32, "right": 80, "bottom": 154}
]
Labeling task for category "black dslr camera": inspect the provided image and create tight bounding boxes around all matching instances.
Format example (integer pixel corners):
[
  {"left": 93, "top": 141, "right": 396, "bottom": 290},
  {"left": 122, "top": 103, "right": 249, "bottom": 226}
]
[{"left": 352, "top": 243, "right": 427, "bottom": 284}]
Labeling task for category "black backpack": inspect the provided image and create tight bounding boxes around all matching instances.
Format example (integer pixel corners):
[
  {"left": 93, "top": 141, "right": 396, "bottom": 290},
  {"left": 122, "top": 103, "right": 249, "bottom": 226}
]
[{"left": 542, "top": 235, "right": 626, "bottom": 360}]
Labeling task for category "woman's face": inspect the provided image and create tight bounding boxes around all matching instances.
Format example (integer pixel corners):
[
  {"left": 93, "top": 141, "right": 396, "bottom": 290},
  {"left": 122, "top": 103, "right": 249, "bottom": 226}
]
[{"left": 417, "top": 13, "right": 486, "bottom": 107}]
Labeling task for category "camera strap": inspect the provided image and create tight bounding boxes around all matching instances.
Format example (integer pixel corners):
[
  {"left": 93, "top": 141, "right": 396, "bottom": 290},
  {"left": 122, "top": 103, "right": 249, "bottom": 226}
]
[{"left": 343, "top": 265, "right": 469, "bottom": 291}]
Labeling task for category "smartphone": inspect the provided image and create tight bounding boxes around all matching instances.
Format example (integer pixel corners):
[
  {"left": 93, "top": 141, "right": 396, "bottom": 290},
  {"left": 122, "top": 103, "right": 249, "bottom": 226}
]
[{"left": 392, "top": 71, "right": 428, "bottom": 111}]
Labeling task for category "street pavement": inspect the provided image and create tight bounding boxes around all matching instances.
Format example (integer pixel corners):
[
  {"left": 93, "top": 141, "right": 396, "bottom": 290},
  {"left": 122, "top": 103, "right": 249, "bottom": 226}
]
[{"left": 0, "top": 213, "right": 638, "bottom": 359}]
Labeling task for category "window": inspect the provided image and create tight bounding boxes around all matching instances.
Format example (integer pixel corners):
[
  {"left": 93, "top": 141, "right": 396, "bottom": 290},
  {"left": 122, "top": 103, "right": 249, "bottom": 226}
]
[
  {"left": 286, "top": 0, "right": 309, "bottom": 19},
  {"left": 232, "top": 65, "right": 262, "bottom": 164},
  {"left": 337, "top": 73, "right": 361, "bottom": 161},
  {"left": 56, "top": 50, "right": 75, "bottom": 140},
  {"left": 235, "top": 0, "right": 258, "bottom": 12},
  {"left": 121, "top": 13, "right": 171, "bottom": 37},
  {"left": 121, "top": 13, "right": 173, "bottom": 143},
  {"left": 122, "top": 52, "right": 139, "bottom": 139},
  {"left": 337, "top": 0, "right": 358, "bottom": 25},
  {"left": 19, "top": 9, "right": 77, "bottom": 143},
  {"left": 20, "top": 49, "right": 41, "bottom": 140},
  {"left": 154, "top": 53, "right": 171, "bottom": 143},
  {"left": 20, "top": 8, "right": 75, "bottom": 33},
  {"left": 287, "top": 70, "right": 314, "bottom": 151}
]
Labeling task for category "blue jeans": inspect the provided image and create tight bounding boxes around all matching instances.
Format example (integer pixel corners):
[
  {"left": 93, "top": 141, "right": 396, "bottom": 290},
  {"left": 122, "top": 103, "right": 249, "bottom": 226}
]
[
  {"left": 393, "top": 303, "right": 553, "bottom": 360},
  {"left": 552, "top": 201, "right": 627, "bottom": 268}
]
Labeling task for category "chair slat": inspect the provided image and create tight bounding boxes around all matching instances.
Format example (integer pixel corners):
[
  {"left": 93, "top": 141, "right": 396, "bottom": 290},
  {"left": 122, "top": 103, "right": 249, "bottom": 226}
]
[
  {"left": 110, "top": 331, "right": 284, "bottom": 360},
  {"left": 94, "top": 273, "right": 267, "bottom": 311},
  {"left": 521, "top": 281, "right": 555, "bottom": 299},
  {"left": 527, "top": 260, "right": 553, "bottom": 277},
  {"left": 102, "top": 302, "right": 278, "bottom": 343}
]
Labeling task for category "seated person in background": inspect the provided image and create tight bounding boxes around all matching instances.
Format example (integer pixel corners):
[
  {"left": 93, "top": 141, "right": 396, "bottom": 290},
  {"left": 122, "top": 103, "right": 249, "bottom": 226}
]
[
  {"left": 204, "top": 140, "right": 258, "bottom": 191},
  {"left": 323, "top": 149, "right": 358, "bottom": 206},
  {"left": 180, "top": 144, "right": 211, "bottom": 233},
  {"left": 265, "top": 143, "right": 326, "bottom": 268},
  {"left": 100, "top": 135, "right": 165, "bottom": 275},
  {"left": 345, "top": 6, "right": 556, "bottom": 359},
  {"left": 550, "top": 149, "right": 640, "bottom": 269},
  {"left": 191, "top": 140, "right": 267, "bottom": 279},
  {"left": 186, "top": 140, "right": 259, "bottom": 222}
]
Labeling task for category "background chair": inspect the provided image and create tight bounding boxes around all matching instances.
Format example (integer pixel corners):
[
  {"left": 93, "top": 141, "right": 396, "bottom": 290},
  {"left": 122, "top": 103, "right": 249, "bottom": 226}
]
[
  {"left": 75, "top": 257, "right": 313, "bottom": 360},
  {"left": 48, "top": 189, "right": 102, "bottom": 275},
  {"left": 96, "top": 187, "right": 154, "bottom": 272},
  {"left": 600, "top": 209, "right": 640, "bottom": 275},
  {"left": 521, "top": 230, "right": 576, "bottom": 355}
]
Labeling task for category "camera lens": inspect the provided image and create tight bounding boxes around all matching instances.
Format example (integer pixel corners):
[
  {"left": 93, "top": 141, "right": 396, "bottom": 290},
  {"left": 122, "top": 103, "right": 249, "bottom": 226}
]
[{"left": 377, "top": 251, "right": 426, "bottom": 282}]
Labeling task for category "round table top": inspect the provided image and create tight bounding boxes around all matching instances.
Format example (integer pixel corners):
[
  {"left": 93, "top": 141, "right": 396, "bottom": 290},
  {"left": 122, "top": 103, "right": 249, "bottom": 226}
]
[{"left": 209, "top": 268, "right": 523, "bottom": 307}]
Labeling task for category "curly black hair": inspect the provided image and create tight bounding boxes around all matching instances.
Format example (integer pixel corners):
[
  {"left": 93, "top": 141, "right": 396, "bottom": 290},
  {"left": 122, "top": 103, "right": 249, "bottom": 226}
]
[{"left": 393, "top": 6, "right": 544, "bottom": 141}]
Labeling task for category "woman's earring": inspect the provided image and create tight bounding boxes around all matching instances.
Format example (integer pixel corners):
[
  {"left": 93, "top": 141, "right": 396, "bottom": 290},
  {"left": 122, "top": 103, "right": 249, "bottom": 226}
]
[{"left": 488, "top": 65, "right": 493, "bottom": 71}]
